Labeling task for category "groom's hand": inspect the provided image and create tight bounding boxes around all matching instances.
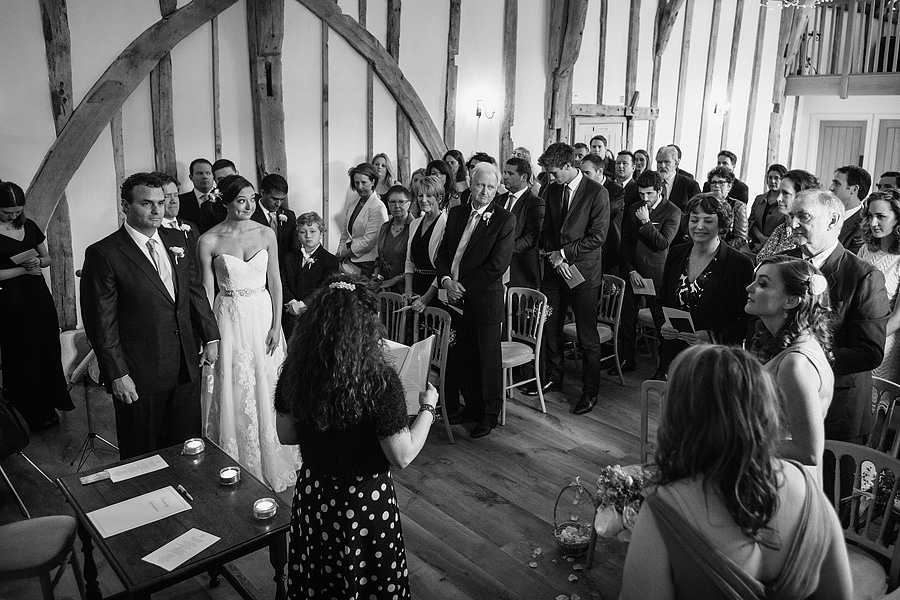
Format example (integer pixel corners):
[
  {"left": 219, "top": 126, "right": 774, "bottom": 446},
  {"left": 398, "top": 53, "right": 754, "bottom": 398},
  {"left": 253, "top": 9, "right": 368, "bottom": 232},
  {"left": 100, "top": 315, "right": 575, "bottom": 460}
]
[
  {"left": 199, "top": 341, "right": 219, "bottom": 368},
  {"left": 112, "top": 375, "right": 138, "bottom": 404}
]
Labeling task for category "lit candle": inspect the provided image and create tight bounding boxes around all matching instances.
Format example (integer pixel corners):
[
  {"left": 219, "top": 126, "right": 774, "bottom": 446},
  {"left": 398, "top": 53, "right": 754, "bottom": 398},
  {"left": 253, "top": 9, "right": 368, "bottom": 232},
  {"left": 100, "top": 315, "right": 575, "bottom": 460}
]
[
  {"left": 253, "top": 498, "right": 278, "bottom": 519},
  {"left": 219, "top": 466, "right": 241, "bottom": 485},
  {"left": 182, "top": 438, "right": 205, "bottom": 455}
]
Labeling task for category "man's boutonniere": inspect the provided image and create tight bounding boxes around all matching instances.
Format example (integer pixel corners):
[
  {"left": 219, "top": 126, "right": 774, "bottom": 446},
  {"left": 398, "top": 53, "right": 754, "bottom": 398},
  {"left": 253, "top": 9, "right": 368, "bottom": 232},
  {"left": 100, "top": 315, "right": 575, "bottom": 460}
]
[
  {"left": 169, "top": 246, "right": 185, "bottom": 264},
  {"left": 305, "top": 256, "right": 316, "bottom": 269},
  {"left": 179, "top": 223, "right": 191, "bottom": 232},
  {"left": 278, "top": 213, "right": 288, "bottom": 224},
  {"left": 482, "top": 210, "right": 494, "bottom": 225}
]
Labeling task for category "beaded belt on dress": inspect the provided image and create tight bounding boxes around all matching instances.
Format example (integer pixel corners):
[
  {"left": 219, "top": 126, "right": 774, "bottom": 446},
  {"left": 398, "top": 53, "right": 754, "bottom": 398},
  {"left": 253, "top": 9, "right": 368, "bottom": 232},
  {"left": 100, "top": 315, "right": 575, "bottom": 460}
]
[
  {"left": 414, "top": 268, "right": 437, "bottom": 275},
  {"left": 220, "top": 286, "right": 265, "bottom": 297}
]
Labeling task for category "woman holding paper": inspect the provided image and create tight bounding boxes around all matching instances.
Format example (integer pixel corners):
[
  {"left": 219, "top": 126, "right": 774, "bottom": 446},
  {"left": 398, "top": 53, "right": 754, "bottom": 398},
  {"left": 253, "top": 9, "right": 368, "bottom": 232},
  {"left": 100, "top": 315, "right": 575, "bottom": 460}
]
[
  {"left": 0, "top": 181, "right": 73, "bottom": 429},
  {"left": 275, "top": 274, "right": 436, "bottom": 598},
  {"left": 654, "top": 193, "right": 754, "bottom": 380}
]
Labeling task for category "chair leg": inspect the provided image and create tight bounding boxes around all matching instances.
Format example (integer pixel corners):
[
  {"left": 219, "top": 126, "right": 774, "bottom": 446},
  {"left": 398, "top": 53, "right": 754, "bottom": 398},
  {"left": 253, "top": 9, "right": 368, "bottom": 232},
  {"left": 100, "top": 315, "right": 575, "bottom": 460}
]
[
  {"left": 39, "top": 572, "right": 56, "bottom": 600},
  {"left": 534, "top": 361, "right": 546, "bottom": 414},
  {"left": 69, "top": 544, "right": 87, "bottom": 600},
  {"left": 613, "top": 339, "right": 625, "bottom": 387},
  {"left": 438, "top": 378, "right": 454, "bottom": 444},
  {"left": 500, "top": 369, "right": 507, "bottom": 426}
]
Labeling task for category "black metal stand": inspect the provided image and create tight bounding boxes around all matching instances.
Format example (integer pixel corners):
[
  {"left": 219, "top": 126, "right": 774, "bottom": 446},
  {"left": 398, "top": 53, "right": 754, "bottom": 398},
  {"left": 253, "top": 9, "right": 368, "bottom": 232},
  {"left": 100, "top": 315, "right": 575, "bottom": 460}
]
[{"left": 68, "top": 351, "right": 118, "bottom": 471}]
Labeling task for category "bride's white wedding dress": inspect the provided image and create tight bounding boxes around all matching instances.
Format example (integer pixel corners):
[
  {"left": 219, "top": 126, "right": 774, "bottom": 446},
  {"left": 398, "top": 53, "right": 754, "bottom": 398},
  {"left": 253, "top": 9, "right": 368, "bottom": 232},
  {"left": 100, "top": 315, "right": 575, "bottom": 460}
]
[{"left": 201, "top": 250, "right": 300, "bottom": 492}]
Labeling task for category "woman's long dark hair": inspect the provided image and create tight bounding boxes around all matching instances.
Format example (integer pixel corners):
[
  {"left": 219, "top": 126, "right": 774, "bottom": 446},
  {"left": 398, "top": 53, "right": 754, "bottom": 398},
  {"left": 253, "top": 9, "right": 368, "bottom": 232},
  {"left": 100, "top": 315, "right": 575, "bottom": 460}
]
[
  {"left": 442, "top": 149, "right": 467, "bottom": 183},
  {"left": 217, "top": 175, "right": 254, "bottom": 204},
  {"left": 426, "top": 160, "right": 456, "bottom": 202},
  {"left": 749, "top": 255, "right": 834, "bottom": 364},
  {"left": 655, "top": 345, "right": 782, "bottom": 544},
  {"left": 862, "top": 189, "right": 900, "bottom": 254},
  {"left": 277, "top": 274, "right": 390, "bottom": 431},
  {"left": 0, "top": 181, "right": 27, "bottom": 228}
]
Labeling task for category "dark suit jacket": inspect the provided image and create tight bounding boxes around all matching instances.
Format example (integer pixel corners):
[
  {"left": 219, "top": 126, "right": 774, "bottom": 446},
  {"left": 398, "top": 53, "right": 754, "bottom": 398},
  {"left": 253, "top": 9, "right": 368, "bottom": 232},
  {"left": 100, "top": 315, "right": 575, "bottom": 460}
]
[
  {"left": 660, "top": 242, "right": 754, "bottom": 344},
  {"left": 178, "top": 191, "right": 202, "bottom": 228},
  {"left": 839, "top": 208, "right": 864, "bottom": 255},
  {"left": 783, "top": 245, "right": 889, "bottom": 441},
  {"left": 621, "top": 199, "right": 681, "bottom": 283},
  {"left": 666, "top": 173, "right": 702, "bottom": 212},
  {"left": 80, "top": 227, "right": 219, "bottom": 395},
  {"left": 602, "top": 179, "right": 626, "bottom": 273},
  {"left": 199, "top": 201, "right": 227, "bottom": 233},
  {"left": 621, "top": 180, "right": 640, "bottom": 207},
  {"left": 676, "top": 168, "right": 695, "bottom": 180},
  {"left": 702, "top": 178, "right": 750, "bottom": 204},
  {"left": 435, "top": 202, "right": 515, "bottom": 324},
  {"left": 498, "top": 189, "right": 545, "bottom": 290},
  {"left": 251, "top": 205, "right": 297, "bottom": 262},
  {"left": 540, "top": 176, "right": 610, "bottom": 289},
  {"left": 281, "top": 245, "right": 340, "bottom": 335}
]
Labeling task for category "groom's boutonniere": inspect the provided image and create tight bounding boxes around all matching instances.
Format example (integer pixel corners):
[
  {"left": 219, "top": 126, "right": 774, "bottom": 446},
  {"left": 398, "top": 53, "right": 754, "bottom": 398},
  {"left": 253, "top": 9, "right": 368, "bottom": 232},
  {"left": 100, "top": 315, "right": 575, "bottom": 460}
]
[
  {"left": 169, "top": 246, "right": 185, "bottom": 264},
  {"left": 278, "top": 213, "right": 288, "bottom": 224},
  {"left": 482, "top": 210, "right": 494, "bottom": 225},
  {"left": 179, "top": 223, "right": 191, "bottom": 233}
]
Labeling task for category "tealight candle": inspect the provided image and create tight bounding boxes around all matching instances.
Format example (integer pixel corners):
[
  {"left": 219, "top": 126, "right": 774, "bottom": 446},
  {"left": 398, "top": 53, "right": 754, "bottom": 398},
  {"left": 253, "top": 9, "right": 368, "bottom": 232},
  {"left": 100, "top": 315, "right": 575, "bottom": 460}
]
[
  {"left": 219, "top": 466, "right": 241, "bottom": 485},
  {"left": 182, "top": 438, "right": 205, "bottom": 455},
  {"left": 253, "top": 498, "right": 278, "bottom": 520}
]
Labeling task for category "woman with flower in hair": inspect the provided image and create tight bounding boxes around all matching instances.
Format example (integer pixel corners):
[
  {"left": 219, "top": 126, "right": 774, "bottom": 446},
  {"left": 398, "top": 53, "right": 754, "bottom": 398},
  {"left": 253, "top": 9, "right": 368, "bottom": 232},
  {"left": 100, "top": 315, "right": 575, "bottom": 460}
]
[
  {"left": 275, "top": 274, "right": 436, "bottom": 598},
  {"left": 746, "top": 255, "right": 833, "bottom": 479},
  {"left": 620, "top": 345, "right": 851, "bottom": 599}
]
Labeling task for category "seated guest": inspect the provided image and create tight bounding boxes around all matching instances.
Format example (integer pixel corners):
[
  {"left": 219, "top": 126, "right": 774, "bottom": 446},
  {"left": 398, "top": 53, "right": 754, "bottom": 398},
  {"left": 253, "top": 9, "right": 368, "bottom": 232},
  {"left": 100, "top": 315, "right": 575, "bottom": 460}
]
[
  {"left": 443, "top": 149, "right": 468, "bottom": 193},
  {"left": 371, "top": 152, "right": 397, "bottom": 197},
  {"left": 499, "top": 156, "right": 545, "bottom": 290},
  {"left": 374, "top": 185, "right": 414, "bottom": 293},
  {"left": 615, "top": 170, "right": 680, "bottom": 373},
  {"left": 668, "top": 144, "right": 695, "bottom": 181},
  {"left": 251, "top": 173, "right": 296, "bottom": 264},
  {"left": 701, "top": 150, "right": 749, "bottom": 204},
  {"left": 337, "top": 162, "right": 388, "bottom": 277},
  {"left": 782, "top": 188, "right": 889, "bottom": 443},
  {"left": 877, "top": 171, "right": 900, "bottom": 191},
  {"left": 582, "top": 153, "right": 625, "bottom": 275},
  {"left": 656, "top": 194, "right": 754, "bottom": 379},
  {"left": 178, "top": 158, "right": 214, "bottom": 229},
  {"left": 746, "top": 256, "right": 833, "bottom": 482},
  {"left": 199, "top": 158, "right": 239, "bottom": 233},
  {"left": 756, "top": 169, "right": 820, "bottom": 261},
  {"left": 830, "top": 165, "right": 871, "bottom": 254},
  {"left": 404, "top": 176, "right": 447, "bottom": 313},
  {"left": 747, "top": 163, "right": 787, "bottom": 251},
  {"left": 282, "top": 212, "right": 339, "bottom": 338},
  {"left": 426, "top": 159, "right": 460, "bottom": 208},
  {"left": 620, "top": 345, "right": 852, "bottom": 600},
  {"left": 706, "top": 166, "right": 748, "bottom": 248}
]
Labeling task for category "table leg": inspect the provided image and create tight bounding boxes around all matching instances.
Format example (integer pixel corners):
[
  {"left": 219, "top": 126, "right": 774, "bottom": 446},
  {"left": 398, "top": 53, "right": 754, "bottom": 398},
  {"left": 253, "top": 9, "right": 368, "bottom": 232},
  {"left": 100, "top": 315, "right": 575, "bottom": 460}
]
[
  {"left": 268, "top": 532, "right": 288, "bottom": 600},
  {"left": 77, "top": 521, "right": 102, "bottom": 600}
]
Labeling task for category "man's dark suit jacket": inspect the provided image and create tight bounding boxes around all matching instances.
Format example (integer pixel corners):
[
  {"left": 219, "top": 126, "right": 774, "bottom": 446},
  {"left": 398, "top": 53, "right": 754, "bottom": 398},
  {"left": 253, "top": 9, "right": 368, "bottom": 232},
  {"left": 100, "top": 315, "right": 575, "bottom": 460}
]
[
  {"left": 80, "top": 227, "right": 219, "bottom": 395},
  {"left": 621, "top": 180, "right": 639, "bottom": 207},
  {"left": 178, "top": 191, "right": 202, "bottom": 228},
  {"left": 783, "top": 245, "right": 889, "bottom": 441},
  {"left": 281, "top": 245, "right": 340, "bottom": 335},
  {"left": 702, "top": 178, "right": 750, "bottom": 204},
  {"left": 498, "top": 189, "right": 545, "bottom": 290},
  {"left": 676, "top": 168, "right": 695, "bottom": 180},
  {"left": 540, "top": 177, "right": 610, "bottom": 289},
  {"left": 602, "top": 179, "right": 626, "bottom": 274},
  {"left": 436, "top": 202, "right": 515, "bottom": 324},
  {"left": 839, "top": 208, "right": 864, "bottom": 255},
  {"left": 199, "top": 200, "right": 227, "bottom": 233},
  {"left": 666, "top": 173, "right": 702, "bottom": 212},
  {"left": 621, "top": 199, "right": 681, "bottom": 284},
  {"left": 251, "top": 204, "right": 297, "bottom": 262}
]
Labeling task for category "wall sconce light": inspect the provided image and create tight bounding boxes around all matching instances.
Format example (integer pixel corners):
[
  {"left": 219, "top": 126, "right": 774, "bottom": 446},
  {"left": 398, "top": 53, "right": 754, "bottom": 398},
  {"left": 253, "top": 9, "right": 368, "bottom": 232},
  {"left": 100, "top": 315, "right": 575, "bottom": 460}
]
[
  {"left": 476, "top": 99, "right": 495, "bottom": 119},
  {"left": 713, "top": 101, "right": 731, "bottom": 115}
]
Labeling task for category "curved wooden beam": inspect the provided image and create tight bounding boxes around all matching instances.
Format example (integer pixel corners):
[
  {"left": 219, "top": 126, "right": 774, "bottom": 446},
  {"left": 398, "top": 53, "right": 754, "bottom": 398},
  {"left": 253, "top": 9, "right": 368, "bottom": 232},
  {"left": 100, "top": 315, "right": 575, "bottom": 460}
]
[
  {"left": 27, "top": 0, "right": 237, "bottom": 230},
  {"left": 294, "top": 0, "right": 447, "bottom": 161}
]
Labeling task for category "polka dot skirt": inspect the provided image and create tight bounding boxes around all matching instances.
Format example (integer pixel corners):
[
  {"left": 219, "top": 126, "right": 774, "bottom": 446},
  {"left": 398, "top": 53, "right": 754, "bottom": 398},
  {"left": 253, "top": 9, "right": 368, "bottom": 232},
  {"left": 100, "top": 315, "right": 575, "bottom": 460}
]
[{"left": 287, "top": 467, "right": 410, "bottom": 599}]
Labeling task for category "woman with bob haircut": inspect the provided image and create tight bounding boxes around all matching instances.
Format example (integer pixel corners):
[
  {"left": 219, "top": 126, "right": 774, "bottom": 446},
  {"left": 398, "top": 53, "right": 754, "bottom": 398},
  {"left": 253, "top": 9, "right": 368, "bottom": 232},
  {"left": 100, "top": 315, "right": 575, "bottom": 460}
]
[
  {"left": 404, "top": 175, "right": 448, "bottom": 312},
  {"left": 275, "top": 274, "right": 436, "bottom": 598},
  {"left": 620, "top": 344, "right": 851, "bottom": 600}
]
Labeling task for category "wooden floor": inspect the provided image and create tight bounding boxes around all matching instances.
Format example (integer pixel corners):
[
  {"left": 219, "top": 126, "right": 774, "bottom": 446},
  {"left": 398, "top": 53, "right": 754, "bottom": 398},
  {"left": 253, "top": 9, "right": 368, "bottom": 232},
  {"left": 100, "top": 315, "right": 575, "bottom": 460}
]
[{"left": 0, "top": 351, "right": 659, "bottom": 600}]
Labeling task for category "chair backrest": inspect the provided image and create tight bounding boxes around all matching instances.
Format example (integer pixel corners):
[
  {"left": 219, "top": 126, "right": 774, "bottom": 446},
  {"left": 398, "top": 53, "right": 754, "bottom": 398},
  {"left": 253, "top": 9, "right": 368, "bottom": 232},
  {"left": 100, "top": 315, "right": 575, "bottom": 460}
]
[
  {"left": 824, "top": 440, "right": 900, "bottom": 590},
  {"left": 506, "top": 287, "right": 549, "bottom": 347},
  {"left": 412, "top": 307, "right": 452, "bottom": 393},
  {"left": 871, "top": 377, "right": 900, "bottom": 458},
  {"left": 597, "top": 275, "right": 626, "bottom": 333},
  {"left": 640, "top": 380, "right": 667, "bottom": 464},
  {"left": 377, "top": 292, "right": 407, "bottom": 344}
]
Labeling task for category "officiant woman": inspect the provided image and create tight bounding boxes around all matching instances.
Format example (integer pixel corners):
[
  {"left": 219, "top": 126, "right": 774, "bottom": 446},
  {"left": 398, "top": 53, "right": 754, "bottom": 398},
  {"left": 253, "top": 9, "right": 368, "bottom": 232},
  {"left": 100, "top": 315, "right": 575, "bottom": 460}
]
[{"left": 0, "top": 181, "right": 73, "bottom": 429}]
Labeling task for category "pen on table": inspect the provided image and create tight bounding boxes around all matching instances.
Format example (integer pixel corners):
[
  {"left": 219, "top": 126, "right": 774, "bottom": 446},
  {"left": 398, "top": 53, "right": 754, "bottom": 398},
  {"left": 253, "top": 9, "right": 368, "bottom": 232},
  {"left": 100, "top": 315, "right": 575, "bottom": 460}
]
[{"left": 176, "top": 484, "right": 194, "bottom": 501}]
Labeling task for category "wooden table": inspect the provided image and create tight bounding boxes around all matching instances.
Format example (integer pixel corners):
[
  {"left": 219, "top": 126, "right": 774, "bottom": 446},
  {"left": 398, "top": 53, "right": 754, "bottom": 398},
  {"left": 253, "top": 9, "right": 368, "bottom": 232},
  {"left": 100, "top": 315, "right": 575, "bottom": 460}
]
[{"left": 57, "top": 441, "right": 290, "bottom": 600}]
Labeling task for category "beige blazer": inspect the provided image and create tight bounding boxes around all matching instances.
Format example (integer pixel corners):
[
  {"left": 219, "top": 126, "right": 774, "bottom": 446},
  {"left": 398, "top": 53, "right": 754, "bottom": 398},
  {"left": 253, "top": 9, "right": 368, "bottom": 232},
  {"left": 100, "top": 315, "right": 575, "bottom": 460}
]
[{"left": 337, "top": 192, "right": 388, "bottom": 264}]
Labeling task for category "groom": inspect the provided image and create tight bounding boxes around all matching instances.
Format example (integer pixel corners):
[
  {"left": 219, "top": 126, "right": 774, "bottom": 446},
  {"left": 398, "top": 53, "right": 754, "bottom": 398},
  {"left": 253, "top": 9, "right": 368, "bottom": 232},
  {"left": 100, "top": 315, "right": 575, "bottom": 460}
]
[{"left": 81, "top": 172, "right": 220, "bottom": 459}]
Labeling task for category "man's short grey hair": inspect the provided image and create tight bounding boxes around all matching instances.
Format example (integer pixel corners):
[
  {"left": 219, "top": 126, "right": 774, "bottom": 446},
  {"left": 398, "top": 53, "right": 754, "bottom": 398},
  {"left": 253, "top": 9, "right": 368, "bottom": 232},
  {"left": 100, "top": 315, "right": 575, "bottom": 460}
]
[
  {"left": 470, "top": 162, "right": 500, "bottom": 185},
  {"left": 657, "top": 146, "right": 678, "bottom": 161},
  {"left": 794, "top": 189, "right": 845, "bottom": 224}
]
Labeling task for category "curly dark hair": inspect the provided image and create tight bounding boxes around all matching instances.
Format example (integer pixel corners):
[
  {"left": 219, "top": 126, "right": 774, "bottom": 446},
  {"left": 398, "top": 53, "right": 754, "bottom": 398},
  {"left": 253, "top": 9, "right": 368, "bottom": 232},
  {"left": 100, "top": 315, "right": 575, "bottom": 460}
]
[
  {"left": 862, "top": 189, "right": 900, "bottom": 254},
  {"left": 749, "top": 255, "right": 834, "bottom": 365},
  {"left": 655, "top": 345, "right": 782, "bottom": 544},
  {"left": 682, "top": 193, "right": 733, "bottom": 237},
  {"left": 277, "top": 274, "right": 391, "bottom": 431}
]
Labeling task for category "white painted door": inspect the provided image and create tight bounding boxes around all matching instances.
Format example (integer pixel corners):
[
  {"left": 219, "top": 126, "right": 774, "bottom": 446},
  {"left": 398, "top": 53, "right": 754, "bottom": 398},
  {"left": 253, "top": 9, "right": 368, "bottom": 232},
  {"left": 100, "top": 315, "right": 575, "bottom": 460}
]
[
  {"left": 816, "top": 120, "right": 867, "bottom": 185},
  {"left": 874, "top": 119, "right": 900, "bottom": 178},
  {"left": 572, "top": 117, "right": 626, "bottom": 154}
]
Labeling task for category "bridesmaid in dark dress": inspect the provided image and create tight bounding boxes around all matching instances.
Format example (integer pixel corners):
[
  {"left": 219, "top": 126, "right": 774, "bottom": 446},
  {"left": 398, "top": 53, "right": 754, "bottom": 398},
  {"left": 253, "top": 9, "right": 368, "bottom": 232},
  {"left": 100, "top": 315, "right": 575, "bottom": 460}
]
[
  {"left": 403, "top": 176, "right": 447, "bottom": 313},
  {"left": 0, "top": 182, "right": 73, "bottom": 429},
  {"left": 374, "top": 185, "right": 414, "bottom": 294}
]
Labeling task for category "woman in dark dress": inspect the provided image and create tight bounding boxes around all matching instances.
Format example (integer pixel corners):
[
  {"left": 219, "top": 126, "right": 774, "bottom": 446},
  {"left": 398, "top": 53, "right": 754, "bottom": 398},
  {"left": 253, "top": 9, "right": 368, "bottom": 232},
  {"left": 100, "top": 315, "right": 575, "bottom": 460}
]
[
  {"left": 404, "top": 176, "right": 447, "bottom": 313},
  {"left": 0, "top": 182, "right": 73, "bottom": 429},
  {"left": 275, "top": 274, "right": 436, "bottom": 599},
  {"left": 374, "top": 185, "right": 413, "bottom": 293}
]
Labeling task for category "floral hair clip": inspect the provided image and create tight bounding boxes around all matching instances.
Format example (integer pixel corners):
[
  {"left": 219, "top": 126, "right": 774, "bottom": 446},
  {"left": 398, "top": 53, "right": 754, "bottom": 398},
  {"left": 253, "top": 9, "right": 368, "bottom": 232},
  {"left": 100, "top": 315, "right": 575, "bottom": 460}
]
[
  {"left": 329, "top": 281, "right": 355, "bottom": 291},
  {"left": 808, "top": 273, "right": 828, "bottom": 296}
]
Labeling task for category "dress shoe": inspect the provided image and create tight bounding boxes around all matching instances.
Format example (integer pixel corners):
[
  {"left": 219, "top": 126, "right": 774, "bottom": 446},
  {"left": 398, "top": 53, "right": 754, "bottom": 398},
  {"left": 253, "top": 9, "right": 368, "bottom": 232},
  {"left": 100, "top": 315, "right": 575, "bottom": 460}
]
[
  {"left": 448, "top": 408, "right": 479, "bottom": 425},
  {"left": 607, "top": 359, "right": 635, "bottom": 376},
  {"left": 571, "top": 393, "right": 597, "bottom": 415},
  {"left": 522, "top": 380, "right": 562, "bottom": 397},
  {"left": 649, "top": 369, "right": 668, "bottom": 381},
  {"left": 470, "top": 419, "right": 495, "bottom": 439}
]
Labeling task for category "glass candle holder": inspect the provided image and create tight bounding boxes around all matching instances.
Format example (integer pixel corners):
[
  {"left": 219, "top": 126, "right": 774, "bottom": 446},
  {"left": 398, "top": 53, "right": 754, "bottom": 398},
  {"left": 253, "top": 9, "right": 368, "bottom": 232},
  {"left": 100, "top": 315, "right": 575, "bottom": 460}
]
[
  {"left": 182, "top": 438, "right": 205, "bottom": 455},
  {"left": 219, "top": 466, "right": 241, "bottom": 485},
  {"left": 253, "top": 498, "right": 278, "bottom": 520}
]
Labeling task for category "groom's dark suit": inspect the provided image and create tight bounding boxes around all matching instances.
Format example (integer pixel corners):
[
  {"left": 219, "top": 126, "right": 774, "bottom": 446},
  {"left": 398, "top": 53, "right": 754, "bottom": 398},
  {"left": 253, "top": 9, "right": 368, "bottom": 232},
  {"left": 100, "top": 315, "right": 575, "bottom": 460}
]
[{"left": 81, "top": 226, "right": 219, "bottom": 458}]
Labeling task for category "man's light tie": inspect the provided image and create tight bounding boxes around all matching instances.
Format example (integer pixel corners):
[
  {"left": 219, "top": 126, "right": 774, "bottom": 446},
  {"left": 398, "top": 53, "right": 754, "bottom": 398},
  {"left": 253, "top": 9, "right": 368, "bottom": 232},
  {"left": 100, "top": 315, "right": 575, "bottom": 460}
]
[
  {"left": 269, "top": 212, "right": 278, "bottom": 234},
  {"left": 146, "top": 239, "right": 175, "bottom": 300},
  {"left": 451, "top": 210, "right": 481, "bottom": 281}
]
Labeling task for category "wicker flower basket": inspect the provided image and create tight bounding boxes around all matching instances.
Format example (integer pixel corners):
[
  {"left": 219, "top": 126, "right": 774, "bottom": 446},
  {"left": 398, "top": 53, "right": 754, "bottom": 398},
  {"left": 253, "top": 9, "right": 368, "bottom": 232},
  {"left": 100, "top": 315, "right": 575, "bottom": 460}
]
[{"left": 553, "top": 482, "right": 592, "bottom": 557}]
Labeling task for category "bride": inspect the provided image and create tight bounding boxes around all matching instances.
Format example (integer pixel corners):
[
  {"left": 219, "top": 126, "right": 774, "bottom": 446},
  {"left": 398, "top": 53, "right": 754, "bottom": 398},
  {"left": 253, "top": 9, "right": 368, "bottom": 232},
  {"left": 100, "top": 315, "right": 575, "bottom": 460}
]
[{"left": 197, "top": 174, "right": 300, "bottom": 492}]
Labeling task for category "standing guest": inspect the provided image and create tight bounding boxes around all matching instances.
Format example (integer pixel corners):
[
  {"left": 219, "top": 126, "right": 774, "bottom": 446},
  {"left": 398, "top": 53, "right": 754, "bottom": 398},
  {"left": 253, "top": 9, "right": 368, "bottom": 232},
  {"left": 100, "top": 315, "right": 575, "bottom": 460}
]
[
  {"left": 756, "top": 169, "right": 820, "bottom": 261},
  {"left": 877, "top": 171, "right": 900, "bottom": 191},
  {"left": 782, "top": 189, "right": 889, "bottom": 443},
  {"left": 633, "top": 149, "right": 650, "bottom": 181},
  {"left": 81, "top": 172, "right": 219, "bottom": 459},
  {"left": 425, "top": 160, "right": 459, "bottom": 208},
  {"left": 404, "top": 176, "right": 447, "bottom": 313},
  {"left": 706, "top": 166, "right": 748, "bottom": 248},
  {"left": 588, "top": 135, "right": 615, "bottom": 178},
  {"left": 499, "top": 157, "right": 545, "bottom": 290},
  {"left": 408, "top": 167, "right": 425, "bottom": 217},
  {"left": 746, "top": 256, "right": 834, "bottom": 481},
  {"left": 0, "top": 182, "right": 74, "bottom": 430},
  {"left": 620, "top": 345, "right": 852, "bottom": 600},
  {"left": 701, "top": 150, "right": 750, "bottom": 204},
  {"left": 526, "top": 143, "right": 609, "bottom": 415},
  {"left": 747, "top": 163, "right": 787, "bottom": 251},
  {"left": 199, "top": 158, "right": 239, "bottom": 233},
  {"left": 459, "top": 152, "right": 502, "bottom": 206},
  {"left": 282, "top": 212, "right": 340, "bottom": 338},
  {"left": 197, "top": 175, "right": 299, "bottom": 492},
  {"left": 573, "top": 142, "right": 590, "bottom": 162},
  {"left": 275, "top": 275, "right": 437, "bottom": 598},
  {"left": 513, "top": 146, "right": 543, "bottom": 197},
  {"left": 655, "top": 146, "right": 700, "bottom": 212},
  {"left": 830, "top": 165, "right": 871, "bottom": 255},
  {"left": 443, "top": 149, "right": 468, "bottom": 193},
  {"left": 614, "top": 150, "right": 640, "bottom": 206},
  {"left": 436, "top": 163, "right": 514, "bottom": 438},
  {"left": 857, "top": 189, "right": 900, "bottom": 385},
  {"left": 582, "top": 153, "right": 625, "bottom": 275},
  {"left": 371, "top": 153, "right": 397, "bottom": 197},
  {"left": 656, "top": 194, "right": 754, "bottom": 380},
  {"left": 615, "top": 171, "right": 681, "bottom": 374},
  {"left": 374, "top": 185, "right": 414, "bottom": 293},
  {"left": 251, "top": 173, "right": 296, "bottom": 264},
  {"left": 337, "top": 162, "right": 388, "bottom": 278},
  {"left": 178, "top": 158, "right": 213, "bottom": 228},
  {"left": 157, "top": 173, "right": 199, "bottom": 259}
]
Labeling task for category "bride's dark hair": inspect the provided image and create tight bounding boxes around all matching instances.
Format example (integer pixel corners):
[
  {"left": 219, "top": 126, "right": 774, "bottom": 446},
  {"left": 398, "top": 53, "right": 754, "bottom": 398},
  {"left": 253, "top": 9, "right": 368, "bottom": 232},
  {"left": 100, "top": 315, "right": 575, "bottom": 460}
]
[
  {"left": 277, "top": 274, "right": 389, "bottom": 431},
  {"left": 216, "top": 175, "right": 254, "bottom": 204}
]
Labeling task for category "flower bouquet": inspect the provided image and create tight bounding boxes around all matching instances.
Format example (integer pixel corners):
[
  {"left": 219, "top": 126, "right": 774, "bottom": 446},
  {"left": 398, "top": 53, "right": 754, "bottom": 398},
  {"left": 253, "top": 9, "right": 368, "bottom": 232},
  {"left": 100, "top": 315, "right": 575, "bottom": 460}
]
[{"left": 577, "top": 464, "right": 648, "bottom": 543}]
